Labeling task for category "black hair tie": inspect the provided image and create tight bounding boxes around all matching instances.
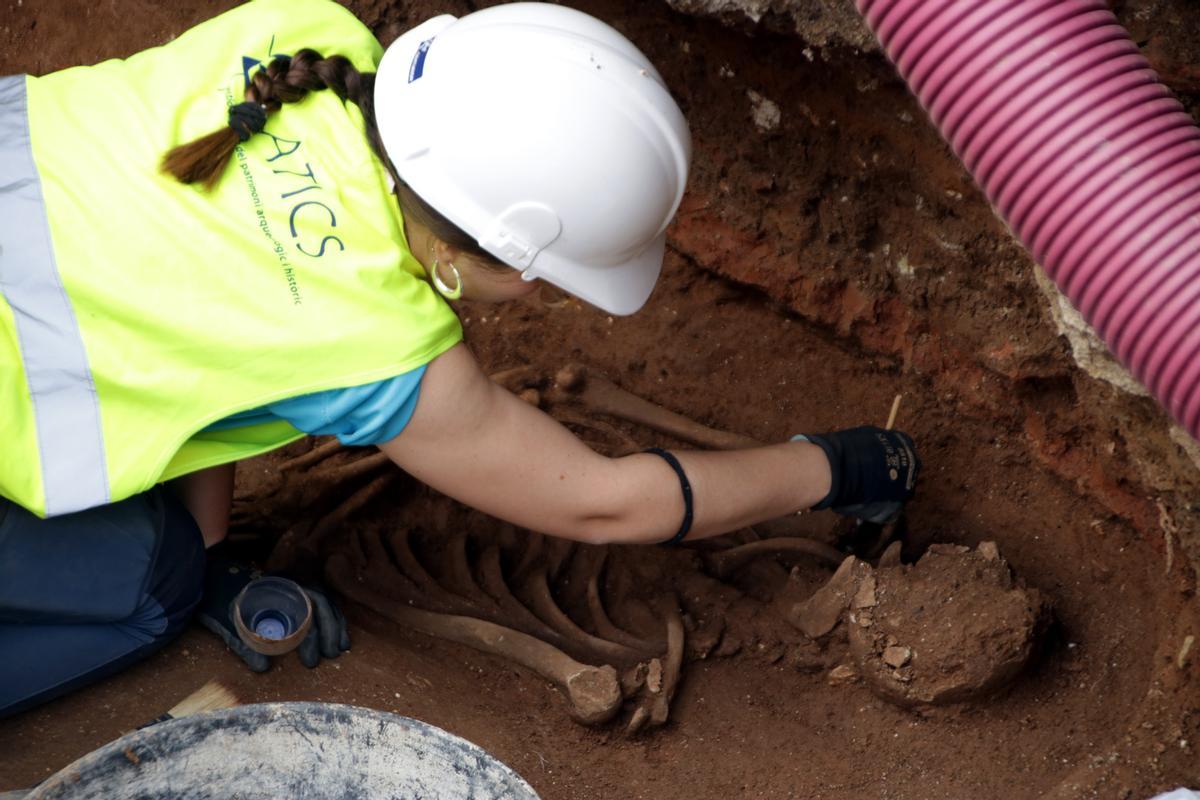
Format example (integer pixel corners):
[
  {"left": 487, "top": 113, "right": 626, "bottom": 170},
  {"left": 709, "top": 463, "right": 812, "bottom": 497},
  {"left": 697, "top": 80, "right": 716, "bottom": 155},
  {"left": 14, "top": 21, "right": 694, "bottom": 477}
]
[
  {"left": 227, "top": 101, "right": 268, "bottom": 142},
  {"left": 645, "top": 448, "right": 694, "bottom": 546}
]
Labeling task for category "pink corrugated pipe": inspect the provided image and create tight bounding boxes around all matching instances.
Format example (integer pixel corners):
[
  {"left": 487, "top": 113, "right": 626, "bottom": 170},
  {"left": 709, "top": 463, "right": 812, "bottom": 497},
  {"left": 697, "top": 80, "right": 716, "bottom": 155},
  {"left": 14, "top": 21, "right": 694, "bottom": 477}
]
[{"left": 856, "top": 0, "right": 1200, "bottom": 438}]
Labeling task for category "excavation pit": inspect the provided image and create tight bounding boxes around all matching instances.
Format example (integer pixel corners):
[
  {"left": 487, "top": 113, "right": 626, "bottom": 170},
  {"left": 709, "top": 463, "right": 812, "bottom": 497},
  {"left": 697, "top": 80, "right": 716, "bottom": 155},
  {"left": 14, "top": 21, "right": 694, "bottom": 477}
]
[{"left": 2, "top": 1, "right": 1198, "bottom": 798}]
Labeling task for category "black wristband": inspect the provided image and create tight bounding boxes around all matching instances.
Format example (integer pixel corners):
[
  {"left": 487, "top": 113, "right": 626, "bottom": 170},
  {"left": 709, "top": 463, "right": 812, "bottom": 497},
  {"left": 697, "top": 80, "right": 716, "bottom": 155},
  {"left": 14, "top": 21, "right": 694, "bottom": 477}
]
[{"left": 645, "top": 448, "right": 693, "bottom": 546}]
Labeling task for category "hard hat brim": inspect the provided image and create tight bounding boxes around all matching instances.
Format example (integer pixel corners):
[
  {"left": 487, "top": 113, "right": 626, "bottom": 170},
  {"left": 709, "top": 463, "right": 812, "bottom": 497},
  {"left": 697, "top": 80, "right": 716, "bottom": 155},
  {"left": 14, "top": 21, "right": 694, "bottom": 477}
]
[{"left": 525, "top": 232, "right": 665, "bottom": 317}]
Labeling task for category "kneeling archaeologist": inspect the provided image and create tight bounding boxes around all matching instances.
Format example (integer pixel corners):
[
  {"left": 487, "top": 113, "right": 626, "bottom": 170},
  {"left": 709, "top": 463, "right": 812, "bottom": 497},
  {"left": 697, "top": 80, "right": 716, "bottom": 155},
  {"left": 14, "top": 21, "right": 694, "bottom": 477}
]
[{"left": 0, "top": 0, "right": 920, "bottom": 716}]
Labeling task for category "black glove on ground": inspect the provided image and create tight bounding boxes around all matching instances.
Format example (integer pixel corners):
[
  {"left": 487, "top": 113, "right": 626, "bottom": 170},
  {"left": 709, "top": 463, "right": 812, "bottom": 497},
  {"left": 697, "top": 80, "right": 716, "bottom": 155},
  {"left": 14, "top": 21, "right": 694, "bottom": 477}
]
[
  {"left": 793, "top": 426, "right": 920, "bottom": 522},
  {"left": 196, "top": 546, "right": 350, "bottom": 672}
]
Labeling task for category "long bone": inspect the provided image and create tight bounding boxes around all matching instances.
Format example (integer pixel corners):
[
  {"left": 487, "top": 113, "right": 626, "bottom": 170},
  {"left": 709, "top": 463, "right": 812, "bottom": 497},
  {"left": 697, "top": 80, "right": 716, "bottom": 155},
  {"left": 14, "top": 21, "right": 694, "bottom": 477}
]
[
  {"left": 549, "top": 363, "right": 761, "bottom": 451},
  {"left": 490, "top": 362, "right": 690, "bottom": 436},
  {"left": 553, "top": 410, "right": 642, "bottom": 456},
  {"left": 488, "top": 364, "right": 541, "bottom": 393},
  {"left": 327, "top": 554, "right": 622, "bottom": 725},
  {"left": 343, "top": 531, "right": 626, "bottom": 718}
]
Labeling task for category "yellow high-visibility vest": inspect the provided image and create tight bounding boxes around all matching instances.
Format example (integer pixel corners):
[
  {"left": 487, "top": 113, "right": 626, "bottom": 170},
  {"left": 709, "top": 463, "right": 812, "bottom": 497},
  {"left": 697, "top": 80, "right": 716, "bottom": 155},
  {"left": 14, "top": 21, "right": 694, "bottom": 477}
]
[{"left": 0, "top": 0, "right": 461, "bottom": 516}]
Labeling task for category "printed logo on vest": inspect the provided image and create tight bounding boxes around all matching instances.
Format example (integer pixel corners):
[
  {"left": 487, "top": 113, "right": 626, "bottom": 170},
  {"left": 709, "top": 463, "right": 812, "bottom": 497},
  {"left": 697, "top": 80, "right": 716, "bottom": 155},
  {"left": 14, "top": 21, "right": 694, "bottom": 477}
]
[
  {"left": 242, "top": 35, "right": 289, "bottom": 89},
  {"left": 225, "top": 60, "right": 349, "bottom": 308}
]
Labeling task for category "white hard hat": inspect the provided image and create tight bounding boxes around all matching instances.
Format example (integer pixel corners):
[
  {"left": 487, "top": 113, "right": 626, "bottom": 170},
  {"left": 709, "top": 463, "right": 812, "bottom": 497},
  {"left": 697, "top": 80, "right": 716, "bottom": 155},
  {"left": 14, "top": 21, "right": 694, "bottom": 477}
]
[{"left": 375, "top": 3, "right": 692, "bottom": 315}]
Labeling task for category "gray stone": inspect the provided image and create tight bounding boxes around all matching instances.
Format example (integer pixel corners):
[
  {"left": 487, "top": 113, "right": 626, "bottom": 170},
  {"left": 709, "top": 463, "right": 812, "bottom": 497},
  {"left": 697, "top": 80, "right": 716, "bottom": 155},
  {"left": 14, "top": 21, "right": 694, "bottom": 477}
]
[{"left": 662, "top": 0, "right": 878, "bottom": 52}]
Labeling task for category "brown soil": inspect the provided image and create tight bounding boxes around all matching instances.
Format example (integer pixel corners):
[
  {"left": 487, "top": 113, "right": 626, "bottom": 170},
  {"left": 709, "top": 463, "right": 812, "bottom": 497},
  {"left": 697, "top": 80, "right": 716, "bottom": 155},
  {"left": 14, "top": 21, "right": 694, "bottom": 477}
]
[
  {"left": 848, "top": 543, "right": 1051, "bottom": 709},
  {"left": 2, "top": 1, "right": 1199, "bottom": 799}
]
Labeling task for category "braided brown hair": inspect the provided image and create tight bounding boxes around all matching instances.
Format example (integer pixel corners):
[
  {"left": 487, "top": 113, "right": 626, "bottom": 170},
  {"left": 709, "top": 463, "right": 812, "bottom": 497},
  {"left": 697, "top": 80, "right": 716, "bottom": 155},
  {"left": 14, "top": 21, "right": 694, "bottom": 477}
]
[
  {"left": 162, "top": 49, "right": 382, "bottom": 188},
  {"left": 161, "top": 47, "right": 491, "bottom": 260}
]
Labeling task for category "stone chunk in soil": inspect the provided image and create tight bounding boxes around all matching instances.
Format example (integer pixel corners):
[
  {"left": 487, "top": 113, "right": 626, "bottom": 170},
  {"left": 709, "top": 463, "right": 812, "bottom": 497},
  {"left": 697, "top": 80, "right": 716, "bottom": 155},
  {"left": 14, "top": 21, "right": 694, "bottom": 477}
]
[
  {"left": 882, "top": 645, "right": 911, "bottom": 668},
  {"left": 827, "top": 663, "right": 860, "bottom": 687},
  {"left": 848, "top": 542, "right": 1051, "bottom": 708}
]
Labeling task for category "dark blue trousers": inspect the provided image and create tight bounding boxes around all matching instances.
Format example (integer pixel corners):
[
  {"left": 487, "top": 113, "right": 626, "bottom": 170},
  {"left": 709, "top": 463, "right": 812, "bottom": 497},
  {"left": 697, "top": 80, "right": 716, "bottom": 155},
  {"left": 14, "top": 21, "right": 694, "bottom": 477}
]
[{"left": 0, "top": 488, "right": 205, "bottom": 718}]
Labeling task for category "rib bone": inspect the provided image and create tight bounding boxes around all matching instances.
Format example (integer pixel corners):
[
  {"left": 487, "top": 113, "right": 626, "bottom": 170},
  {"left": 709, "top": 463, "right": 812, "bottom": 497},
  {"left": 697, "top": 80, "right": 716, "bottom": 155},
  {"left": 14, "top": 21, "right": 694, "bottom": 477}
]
[
  {"left": 439, "top": 528, "right": 497, "bottom": 609},
  {"left": 649, "top": 600, "right": 686, "bottom": 726},
  {"left": 519, "top": 566, "right": 646, "bottom": 668},
  {"left": 476, "top": 544, "right": 575, "bottom": 651},
  {"left": 705, "top": 537, "right": 844, "bottom": 578},
  {"left": 266, "top": 471, "right": 398, "bottom": 572},
  {"left": 386, "top": 528, "right": 479, "bottom": 616},
  {"left": 278, "top": 438, "right": 346, "bottom": 472},
  {"left": 625, "top": 598, "right": 687, "bottom": 734},
  {"left": 327, "top": 554, "right": 622, "bottom": 725},
  {"left": 582, "top": 549, "right": 664, "bottom": 655},
  {"left": 587, "top": 574, "right": 663, "bottom": 656}
]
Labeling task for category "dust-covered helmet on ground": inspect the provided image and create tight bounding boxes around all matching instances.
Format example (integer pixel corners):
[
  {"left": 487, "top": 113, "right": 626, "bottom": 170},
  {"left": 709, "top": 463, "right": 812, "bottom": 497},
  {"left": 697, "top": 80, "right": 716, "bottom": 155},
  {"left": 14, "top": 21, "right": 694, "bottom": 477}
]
[{"left": 374, "top": 2, "right": 692, "bottom": 315}]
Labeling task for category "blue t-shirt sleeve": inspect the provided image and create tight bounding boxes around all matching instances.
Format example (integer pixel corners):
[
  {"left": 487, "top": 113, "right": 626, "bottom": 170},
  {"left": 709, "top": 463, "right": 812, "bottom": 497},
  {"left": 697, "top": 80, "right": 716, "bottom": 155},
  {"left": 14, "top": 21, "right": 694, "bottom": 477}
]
[{"left": 265, "top": 366, "right": 426, "bottom": 446}]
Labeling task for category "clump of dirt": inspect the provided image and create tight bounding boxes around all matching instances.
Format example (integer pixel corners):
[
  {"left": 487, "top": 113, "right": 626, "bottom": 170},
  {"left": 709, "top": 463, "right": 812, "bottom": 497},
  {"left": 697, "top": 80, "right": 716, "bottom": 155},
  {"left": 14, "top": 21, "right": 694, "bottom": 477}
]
[{"left": 849, "top": 543, "right": 1051, "bottom": 708}]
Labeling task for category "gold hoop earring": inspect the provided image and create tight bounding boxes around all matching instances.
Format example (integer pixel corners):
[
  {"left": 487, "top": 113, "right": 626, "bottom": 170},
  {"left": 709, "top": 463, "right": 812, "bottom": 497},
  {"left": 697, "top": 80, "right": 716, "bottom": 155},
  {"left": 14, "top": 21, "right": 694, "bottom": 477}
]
[{"left": 431, "top": 260, "right": 463, "bottom": 300}]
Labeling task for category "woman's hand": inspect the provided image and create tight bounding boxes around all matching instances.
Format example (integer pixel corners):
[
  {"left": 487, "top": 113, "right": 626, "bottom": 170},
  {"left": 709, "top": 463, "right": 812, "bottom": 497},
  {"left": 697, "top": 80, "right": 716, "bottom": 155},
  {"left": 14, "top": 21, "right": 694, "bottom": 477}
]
[
  {"left": 792, "top": 427, "right": 920, "bottom": 523},
  {"left": 379, "top": 344, "right": 842, "bottom": 545}
]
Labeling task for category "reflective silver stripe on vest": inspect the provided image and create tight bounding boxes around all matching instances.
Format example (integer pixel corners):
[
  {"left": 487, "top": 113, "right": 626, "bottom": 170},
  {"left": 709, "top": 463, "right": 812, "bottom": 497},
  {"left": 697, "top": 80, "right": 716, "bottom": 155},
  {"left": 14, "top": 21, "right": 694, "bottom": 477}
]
[{"left": 0, "top": 75, "right": 110, "bottom": 515}]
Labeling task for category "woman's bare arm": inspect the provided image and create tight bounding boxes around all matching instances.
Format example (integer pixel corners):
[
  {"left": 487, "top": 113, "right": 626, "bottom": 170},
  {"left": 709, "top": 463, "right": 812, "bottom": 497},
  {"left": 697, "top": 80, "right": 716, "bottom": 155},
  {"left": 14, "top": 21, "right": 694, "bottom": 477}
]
[
  {"left": 168, "top": 462, "right": 235, "bottom": 548},
  {"left": 379, "top": 344, "right": 832, "bottom": 545}
]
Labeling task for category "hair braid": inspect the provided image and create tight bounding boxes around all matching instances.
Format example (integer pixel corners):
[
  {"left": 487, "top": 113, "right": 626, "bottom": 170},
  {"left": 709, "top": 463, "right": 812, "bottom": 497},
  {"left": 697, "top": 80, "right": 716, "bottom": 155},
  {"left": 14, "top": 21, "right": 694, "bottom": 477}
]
[
  {"left": 161, "top": 48, "right": 396, "bottom": 189},
  {"left": 160, "top": 44, "right": 494, "bottom": 262}
]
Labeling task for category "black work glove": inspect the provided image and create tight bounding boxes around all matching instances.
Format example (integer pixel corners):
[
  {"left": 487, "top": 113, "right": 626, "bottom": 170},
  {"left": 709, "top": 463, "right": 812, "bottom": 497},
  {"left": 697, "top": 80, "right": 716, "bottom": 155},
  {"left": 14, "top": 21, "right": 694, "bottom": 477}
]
[
  {"left": 793, "top": 426, "right": 920, "bottom": 524},
  {"left": 196, "top": 548, "right": 350, "bottom": 673}
]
